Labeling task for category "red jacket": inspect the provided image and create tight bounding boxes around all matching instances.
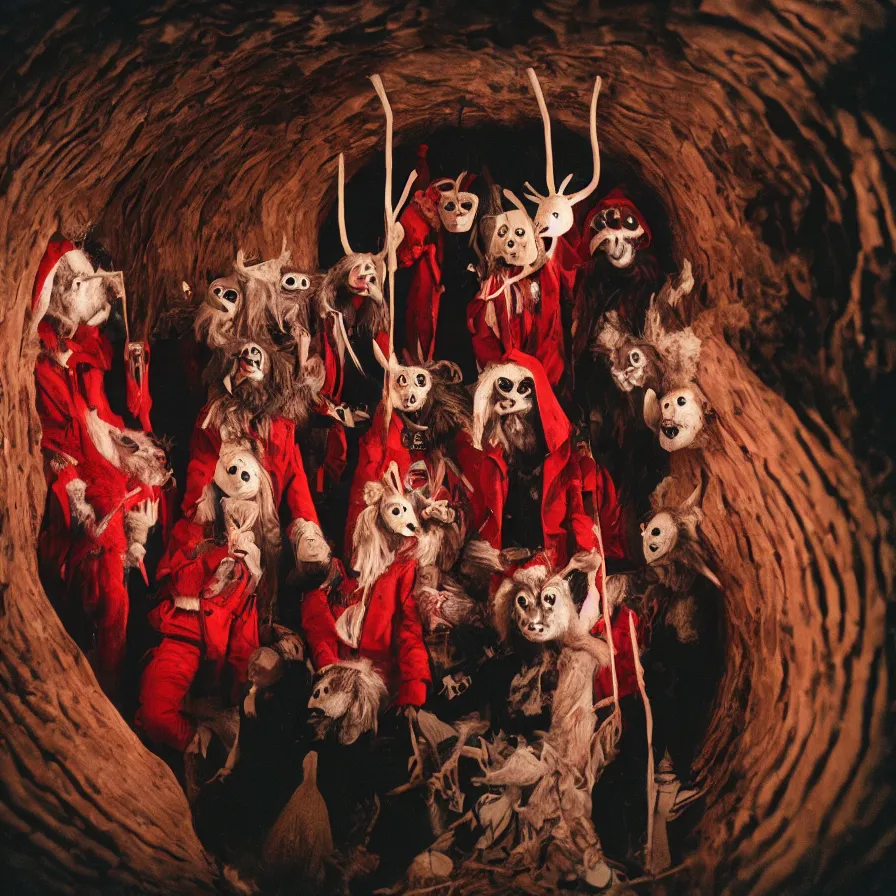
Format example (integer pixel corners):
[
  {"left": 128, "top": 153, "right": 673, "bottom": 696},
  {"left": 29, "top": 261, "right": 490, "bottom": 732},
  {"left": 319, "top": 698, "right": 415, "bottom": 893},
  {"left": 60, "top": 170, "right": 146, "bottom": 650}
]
[
  {"left": 577, "top": 447, "right": 628, "bottom": 561},
  {"left": 182, "top": 408, "right": 319, "bottom": 527},
  {"left": 398, "top": 191, "right": 443, "bottom": 361},
  {"left": 343, "top": 404, "right": 480, "bottom": 554},
  {"left": 473, "top": 350, "right": 597, "bottom": 569},
  {"left": 592, "top": 606, "right": 642, "bottom": 703},
  {"left": 301, "top": 558, "right": 431, "bottom": 706}
]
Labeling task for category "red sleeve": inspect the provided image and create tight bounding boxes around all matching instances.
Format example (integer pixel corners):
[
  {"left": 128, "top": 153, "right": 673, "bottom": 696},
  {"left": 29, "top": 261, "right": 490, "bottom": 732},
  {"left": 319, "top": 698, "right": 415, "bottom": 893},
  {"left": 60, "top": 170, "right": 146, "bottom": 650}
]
[
  {"left": 159, "top": 518, "right": 230, "bottom": 598},
  {"left": 373, "top": 330, "right": 390, "bottom": 357},
  {"left": 594, "top": 466, "right": 628, "bottom": 560},
  {"left": 284, "top": 436, "right": 320, "bottom": 526},
  {"left": 397, "top": 205, "right": 435, "bottom": 269},
  {"left": 567, "top": 469, "right": 600, "bottom": 555},
  {"left": 181, "top": 418, "right": 219, "bottom": 518},
  {"left": 396, "top": 562, "right": 431, "bottom": 706},
  {"left": 301, "top": 581, "right": 345, "bottom": 670},
  {"left": 467, "top": 294, "right": 505, "bottom": 372}
]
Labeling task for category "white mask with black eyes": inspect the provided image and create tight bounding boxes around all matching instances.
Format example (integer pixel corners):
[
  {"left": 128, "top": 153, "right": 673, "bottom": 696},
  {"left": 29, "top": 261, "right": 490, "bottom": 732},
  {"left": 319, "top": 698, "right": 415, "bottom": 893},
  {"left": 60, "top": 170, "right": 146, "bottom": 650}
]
[
  {"left": 380, "top": 494, "right": 420, "bottom": 537},
  {"left": 644, "top": 386, "right": 705, "bottom": 451},
  {"left": 641, "top": 510, "right": 678, "bottom": 562},
  {"left": 393, "top": 365, "right": 431, "bottom": 413},
  {"left": 234, "top": 342, "right": 267, "bottom": 385},
  {"left": 348, "top": 255, "right": 384, "bottom": 302},
  {"left": 495, "top": 371, "right": 535, "bottom": 416},
  {"left": 513, "top": 579, "right": 573, "bottom": 643},
  {"left": 589, "top": 206, "right": 646, "bottom": 268},
  {"left": 613, "top": 345, "right": 649, "bottom": 392},
  {"left": 280, "top": 270, "right": 312, "bottom": 295},
  {"left": 489, "top": 209, "right": 539, "bottom": 268},
  {"left": 434, "top": 175, "right": 479, "bottom": 233},
  {"left": 214, "top": 449, "right": 263, "bottom": 500},
  {"left": 308, "top": 670, "right": 353, "bottom": 721},
  {"left": 206, "top": 277, "right": 241, "bottom": 315}
]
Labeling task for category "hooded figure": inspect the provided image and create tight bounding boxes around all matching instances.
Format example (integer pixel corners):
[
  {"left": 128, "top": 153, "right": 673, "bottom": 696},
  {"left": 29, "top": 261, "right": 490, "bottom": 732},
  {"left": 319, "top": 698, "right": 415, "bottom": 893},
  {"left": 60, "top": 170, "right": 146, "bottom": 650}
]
[{"left": 471, "top": 351, "right": 622, "bottom": 572}]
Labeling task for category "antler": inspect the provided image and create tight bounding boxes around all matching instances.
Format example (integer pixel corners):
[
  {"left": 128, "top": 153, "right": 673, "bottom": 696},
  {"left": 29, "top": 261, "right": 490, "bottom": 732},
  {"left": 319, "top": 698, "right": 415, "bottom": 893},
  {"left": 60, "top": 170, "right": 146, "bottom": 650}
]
[
  {"left": 527, "top": 67, "right": 556, "bottom": 195},
  {"left": 567, "top": 76, "right": 602, "bottom": 205},
  {"left": 337, "top": 153, "right": 354, "bottom": 256}
]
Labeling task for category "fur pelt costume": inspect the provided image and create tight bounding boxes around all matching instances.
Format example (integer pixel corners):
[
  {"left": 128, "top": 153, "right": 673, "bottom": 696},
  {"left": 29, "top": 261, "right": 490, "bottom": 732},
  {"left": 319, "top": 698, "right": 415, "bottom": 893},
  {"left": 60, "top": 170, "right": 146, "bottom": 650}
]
[{"left": 302, "top": 466, "right": 431, "bottom": 707}]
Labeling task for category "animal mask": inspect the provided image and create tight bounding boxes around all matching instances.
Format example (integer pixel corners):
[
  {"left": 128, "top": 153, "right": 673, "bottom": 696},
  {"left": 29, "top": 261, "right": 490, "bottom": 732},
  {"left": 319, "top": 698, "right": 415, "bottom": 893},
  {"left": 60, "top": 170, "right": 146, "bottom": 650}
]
[
  {"left": 644, "top": 385, "right": 707, "bottom": 451},
  {"left": 589, "top": 201, "right": 649, "bottom": 268},
  {"left": 232, "top": 341, "right": 267, "bottom": 387},
  {"left": 206, "top": 276, "right": 241, "bottom": 315},
  {"left": 45, "top": 250, "right": 120, "bottom": 334},
  {"left": 508, "top": 566, "right": 575, "bottom": 644},
  {"left": 214, "top": 446, "right": 265, "bottom": 500},
  {"left": 307, "top": 659, "right": 388, "bottom": 745},
  {"left": 372, "top": 341, "right": 432, "bottom": 413},
  {"left": 523, "top": 69, "right": 602, "bottom": 248},
  {"left": 433, "top": 173, "right": 479, "bottom": 233},
  {"left": 641, "top": 511, "right": 678, "bottom": 562},
  {"left": 488, "top": 205, "right": 539, "bottom": 268}
]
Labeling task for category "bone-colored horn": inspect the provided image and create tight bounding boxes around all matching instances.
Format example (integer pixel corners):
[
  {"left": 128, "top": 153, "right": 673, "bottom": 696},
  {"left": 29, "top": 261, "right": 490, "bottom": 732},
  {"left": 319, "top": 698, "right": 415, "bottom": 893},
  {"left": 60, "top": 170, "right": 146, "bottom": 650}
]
[
  {"left": 337, "top": 154, "right": 353, "bottom": 256},
  {"left": 527, "top": 68, "right": 555, "bottom": 195},
  {"left": 568, "top": 76, "right": 602, "bottom": 206},
  {"left": 370, "top": 74, "right": 394, "bottom": 230}
]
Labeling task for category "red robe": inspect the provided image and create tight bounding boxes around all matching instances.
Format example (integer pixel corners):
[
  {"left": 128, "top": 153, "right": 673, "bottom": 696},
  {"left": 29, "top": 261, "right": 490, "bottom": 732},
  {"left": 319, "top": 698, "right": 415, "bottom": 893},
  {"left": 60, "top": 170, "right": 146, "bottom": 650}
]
[
  {"left": 398, "top": 191, "right": 443, "bottom": 361},
  {"left": 343, "top": 404, "right": 480, "bottom": 556},
  {"left": 473, "top": 350, "right": 602, "bottom": 570},
  {"left": 592, "top": 606, "right": 642, "bottom": 703},
  {"left": 301, "top": 557, "right": 431, "bottom": 706}
]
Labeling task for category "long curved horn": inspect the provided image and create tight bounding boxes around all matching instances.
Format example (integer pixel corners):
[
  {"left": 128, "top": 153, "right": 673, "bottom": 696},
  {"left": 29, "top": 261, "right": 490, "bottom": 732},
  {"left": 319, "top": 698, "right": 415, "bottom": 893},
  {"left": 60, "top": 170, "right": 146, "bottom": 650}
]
[
  {"left": 337, "top": 153, "right": 353, "bottom": 256},
  {"left": 568, "top": 76, "right": 602, "bottom": 205},
  {"left": 527, "top": 68, "right": 555, "bottom": 194}
]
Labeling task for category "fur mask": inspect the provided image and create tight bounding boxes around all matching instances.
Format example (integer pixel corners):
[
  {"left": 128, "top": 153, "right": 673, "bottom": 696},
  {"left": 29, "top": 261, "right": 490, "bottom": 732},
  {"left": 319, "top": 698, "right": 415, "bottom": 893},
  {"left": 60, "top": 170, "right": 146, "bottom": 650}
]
[
  {"left": 472, "top": 362, "right": 539, "bottom": 453},
  {"left": 307, "top": 659, "right": 388, "bottom": 745}
]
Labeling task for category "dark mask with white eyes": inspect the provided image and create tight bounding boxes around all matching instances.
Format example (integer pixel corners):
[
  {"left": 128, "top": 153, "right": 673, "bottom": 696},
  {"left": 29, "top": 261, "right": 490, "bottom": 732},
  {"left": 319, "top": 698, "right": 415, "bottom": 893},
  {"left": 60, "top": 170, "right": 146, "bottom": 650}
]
[{"left": 589, "top": 205, "right": 647, "bottom": 268}]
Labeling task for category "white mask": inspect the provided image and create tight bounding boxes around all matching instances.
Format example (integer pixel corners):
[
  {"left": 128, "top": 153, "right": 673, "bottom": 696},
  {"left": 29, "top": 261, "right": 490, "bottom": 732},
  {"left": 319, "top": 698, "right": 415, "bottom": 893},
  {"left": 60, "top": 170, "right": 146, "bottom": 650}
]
[
  {"left": 206, "top": 276, "right": 241, "bottom": 315},
  {"left": 493, "top": 367, "right": 535, "bottom": 416},
  {"left": 644, "top": 387, "right": 705, "bottom": 451},
  {"left": 641, "top": 511, "right": 678, "bottom": 562},
  {"left": 234, "top": 341, "right": 267, "bottom": 385},
  {"left": 372, "top": 342, "right": 432, "bottom": 413},
  {"left": 348, "top": 254, "right": 384, "bottom": 302},
  {"left": 214, "top": 448, "right": 263, "bottom": 500},
  {"left": 380, "top": 494, "right": 420, "bottom": 537},
  {"left": 433, "top": 174, "right": 479, "bottom": 233},
  {"left": 489, "top": 209, "right": 538, "bottom": 268}
]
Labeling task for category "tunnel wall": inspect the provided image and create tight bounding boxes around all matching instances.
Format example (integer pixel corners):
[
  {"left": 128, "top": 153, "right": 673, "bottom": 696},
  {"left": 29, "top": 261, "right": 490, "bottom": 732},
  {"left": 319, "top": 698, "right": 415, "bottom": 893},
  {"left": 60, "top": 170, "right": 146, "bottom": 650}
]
[{"left": 0, "top": 3, "right": 892, "bottom": 893}]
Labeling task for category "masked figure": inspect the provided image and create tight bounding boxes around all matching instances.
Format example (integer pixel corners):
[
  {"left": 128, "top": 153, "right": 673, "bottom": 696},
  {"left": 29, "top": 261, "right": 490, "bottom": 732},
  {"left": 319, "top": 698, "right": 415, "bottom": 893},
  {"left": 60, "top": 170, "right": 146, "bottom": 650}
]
[
  {"left": 33, "top": 235, "right": 168, "bottom": 691},
  {"left": 342, "top": 346, "right": 479, "bottom": 553},
  {"left": 396, "top": 153, "right": 480, "bottom": 379},
  {"left": 470, "top": 351, "right": 626, "bottom": 576},
  {"left": 136, "top": 442, "right": 288, "bottom": 752},
  {"left": 301, "top": 463, "right": 431, "bottom": 710}
]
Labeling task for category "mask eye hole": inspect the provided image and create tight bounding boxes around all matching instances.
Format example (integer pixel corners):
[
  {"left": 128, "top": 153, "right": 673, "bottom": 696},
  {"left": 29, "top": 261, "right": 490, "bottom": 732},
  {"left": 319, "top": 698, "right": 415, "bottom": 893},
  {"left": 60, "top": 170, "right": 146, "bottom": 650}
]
[
  {"left": 516, "top": 594, "right": 528, "bottom": 609},
  {"left": 497, "top": 225, "right": 509, "bottom": 238},
  {"left": 415, "top": 374, "right": 427, "bottom": 387},
  {"left": 517, "top": 378, "right": 534, "bottom": 395},
  {"left": 551, "top": 211, "right": 559, "bottom": 219},
  {"left": 228, "top": 465, "right": 237, "bottom": 475},
  {"left": 677, "top": 396, "right": 687, "bottom": 406},
  {"left": 223, "top": 289, "right": 239, "bottom": 302},
  {"left": 497, "top": 377, "right": 513, "bottom": 394},
  {"left": 460, "top": 201, "right": 473, "bottom": 211},
  {"left": 444, "top": 201, "right": 456, "bottom": 212},
  {"left": 623, "top": 215, "right": 639, "bottom": 231},
  {"left": 241, "top": 471, "right": 251, "bottom": 482},
  {"left": 651, "top": 527, "right": 662, "bottom": 537},
  {"left": 213, "top": 286, "right": 223, "bottom": 296},
  {"left": 397, "top": 374, "right": 408, "bottom": 387},
  {"left": 543, "top": 592, "right": 556, "bottom": 607},
  {"left": 391, "top": 507, "right": 401, "bottom": 516},
  {"left": 514, "top": 228, "right": 525, "bottom": 238}
]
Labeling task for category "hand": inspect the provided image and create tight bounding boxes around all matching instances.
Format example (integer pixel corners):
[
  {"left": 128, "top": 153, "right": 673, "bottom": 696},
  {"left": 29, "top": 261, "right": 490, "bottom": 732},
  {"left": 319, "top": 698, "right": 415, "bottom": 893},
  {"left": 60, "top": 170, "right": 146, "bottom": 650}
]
[
  {"left": 421, "top": 499, "right": 454, "bottom": 525},
  {"left": 125, "top": 542, "right": 146, "bottom": 568},
  {"left": 207, "top": 766, "right": 232, "bottom": 785}
]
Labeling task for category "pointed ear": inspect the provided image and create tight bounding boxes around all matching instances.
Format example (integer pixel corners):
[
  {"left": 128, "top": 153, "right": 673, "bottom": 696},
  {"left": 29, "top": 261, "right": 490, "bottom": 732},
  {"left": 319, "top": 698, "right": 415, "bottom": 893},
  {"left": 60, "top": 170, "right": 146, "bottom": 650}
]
[
  {"left": 472, "top": 368, "right": 500, "bottom": 450},
  {"left": 223, "top": 374, "right": 233, "bottom": 395},
  {"left": 695, "top": 562, "right": 722, "bottom": 589},
  {"left": 558, "top": 173, "right": 574, "bottom": 195},
  {"left": 503, "top": 189, "right": 528, "bottom": 214},
  {"left": 490, "top": 576, "right": 517, "bottom": 643},
  {"left": 384, "top": 460, "right": 403, "bottom": 495},
  {"left": 643, "top": 388, "right": 661, "bottom": 432},
  {"left": 372, "top": 339, "right": 390, "bottom": 372}
]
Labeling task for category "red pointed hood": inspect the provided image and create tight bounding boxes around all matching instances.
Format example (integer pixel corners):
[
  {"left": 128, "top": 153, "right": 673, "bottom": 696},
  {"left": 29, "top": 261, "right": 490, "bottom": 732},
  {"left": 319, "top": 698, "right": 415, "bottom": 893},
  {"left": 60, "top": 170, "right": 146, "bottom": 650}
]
[
  {"left": 32, "top": 234, "right": 78, "bottom": 322},
  {"left": 581, "top": 188, "right": 652, "bottom": 259},
  {"left": 503, "top": 349, "right": 570, "bottom": 454}
]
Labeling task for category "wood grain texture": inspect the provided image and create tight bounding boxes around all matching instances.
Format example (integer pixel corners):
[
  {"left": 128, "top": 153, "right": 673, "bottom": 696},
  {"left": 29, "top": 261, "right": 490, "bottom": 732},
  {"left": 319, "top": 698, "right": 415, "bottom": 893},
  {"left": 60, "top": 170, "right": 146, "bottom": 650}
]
[{"left": 0, "top": 2, "right": 892, "bottom": 893}]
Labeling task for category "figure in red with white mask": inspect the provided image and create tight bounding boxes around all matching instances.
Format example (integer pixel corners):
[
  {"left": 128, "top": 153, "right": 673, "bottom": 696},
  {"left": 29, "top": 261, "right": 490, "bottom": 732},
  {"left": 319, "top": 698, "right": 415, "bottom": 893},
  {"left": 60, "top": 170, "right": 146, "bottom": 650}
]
[
  {"left": 470, "top": 351, "right": 626, "bottom": 577},
  {"left": 32, "top": 235, "right": 169, "bottom": 692},
  {"left": 301, "top": 463, "right": 431, "bottom": 711}
]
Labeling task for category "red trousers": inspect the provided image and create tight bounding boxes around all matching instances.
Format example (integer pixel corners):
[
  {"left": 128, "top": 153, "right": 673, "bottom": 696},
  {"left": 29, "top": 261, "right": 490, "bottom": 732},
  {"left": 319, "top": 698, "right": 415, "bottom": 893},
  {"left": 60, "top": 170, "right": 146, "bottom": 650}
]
[{"left": 136, "top": 595, "right": 258, "bottom": 751}]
